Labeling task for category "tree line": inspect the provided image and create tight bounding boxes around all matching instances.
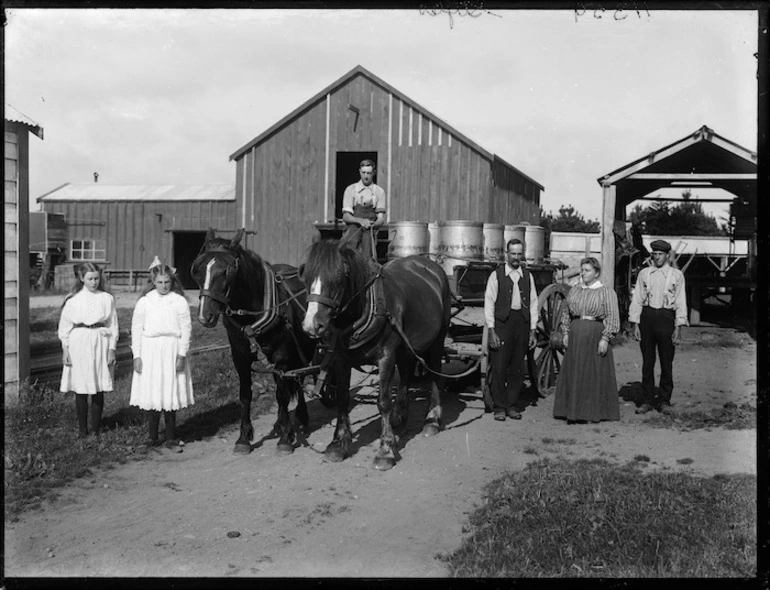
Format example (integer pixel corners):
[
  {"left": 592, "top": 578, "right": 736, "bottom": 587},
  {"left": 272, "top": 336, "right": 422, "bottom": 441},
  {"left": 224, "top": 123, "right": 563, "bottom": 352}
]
[{"left": 539, "top": 190, "right": 729, "bottom": 250}]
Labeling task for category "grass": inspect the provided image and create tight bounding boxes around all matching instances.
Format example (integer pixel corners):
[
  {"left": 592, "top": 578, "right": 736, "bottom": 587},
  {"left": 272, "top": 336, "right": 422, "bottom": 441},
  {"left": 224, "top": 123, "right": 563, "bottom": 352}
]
[
  {"left": 5, "top": 348, "right": 275, "bottom": 518},
  {"left": 644, "top": 402, "right": 756, "bottom": 431},
  {"left": 441, "top": 458, "right": 756, "bottom": 578}
]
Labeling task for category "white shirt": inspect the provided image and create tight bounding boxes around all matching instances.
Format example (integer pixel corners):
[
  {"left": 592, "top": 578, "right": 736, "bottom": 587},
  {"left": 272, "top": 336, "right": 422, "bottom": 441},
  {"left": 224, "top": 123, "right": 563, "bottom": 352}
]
[
  {"left": 628, "top": 263, "right": 688, "bottom": 326},
  {"left": 484, "top": 265, "right": 539, "bottom": 331}
]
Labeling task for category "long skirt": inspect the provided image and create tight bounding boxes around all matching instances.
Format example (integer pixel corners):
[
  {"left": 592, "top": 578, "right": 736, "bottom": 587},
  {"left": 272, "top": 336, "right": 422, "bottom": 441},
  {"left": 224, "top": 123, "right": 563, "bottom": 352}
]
[
  {"left": 60, "top": 327, "right": 114, "bottom": 394},
  {"left": 129, "top": 335, "right": 194, "bottom": 411},
  {"left": 553, "top": 319, "right": 619, "bottom": 422}
]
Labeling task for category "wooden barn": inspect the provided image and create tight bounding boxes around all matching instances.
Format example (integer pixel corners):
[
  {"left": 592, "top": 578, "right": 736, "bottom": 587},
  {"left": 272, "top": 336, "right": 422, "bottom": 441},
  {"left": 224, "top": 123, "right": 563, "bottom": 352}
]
[
  {"left": 229, "top": 65, "right": 544, "bottom": 266},
  {"left": 5, "top": 105, "right": 44, "bottom": 403},
  {"left": 38, "top": 184, "right": 237, "bottom": 289}
]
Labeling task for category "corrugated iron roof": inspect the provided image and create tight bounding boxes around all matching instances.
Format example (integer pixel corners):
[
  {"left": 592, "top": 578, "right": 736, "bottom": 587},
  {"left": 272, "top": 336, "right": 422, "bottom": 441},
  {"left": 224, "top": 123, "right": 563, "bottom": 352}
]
[
  {"left": 38, "top": 184, "right": 236, "bottom": 202},
  {"left": 4, "top": 104, "right": 44, "bottom": 139}
]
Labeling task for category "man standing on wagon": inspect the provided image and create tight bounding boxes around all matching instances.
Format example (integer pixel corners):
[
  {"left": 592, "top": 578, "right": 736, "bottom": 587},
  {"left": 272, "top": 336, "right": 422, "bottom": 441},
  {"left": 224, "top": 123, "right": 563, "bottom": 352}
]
[
  {"left": 484, "top": 238, "right": 539, "bottom": 421},
  {"left": 341, "top": 159, "right": 386, "bottom": 263},
  {"left": 628, "top": 239, "right": 688, "bottom": 415}
]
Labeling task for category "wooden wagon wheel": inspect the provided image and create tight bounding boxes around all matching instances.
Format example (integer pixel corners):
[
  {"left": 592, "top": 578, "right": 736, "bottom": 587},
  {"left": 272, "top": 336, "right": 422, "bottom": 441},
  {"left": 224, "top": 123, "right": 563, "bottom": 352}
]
[
  {"left": 480, "top": 326, "right": 493, "bottom": 412},
  {"left": 529, "top": 282, "right": 571, "bottom": 397}
]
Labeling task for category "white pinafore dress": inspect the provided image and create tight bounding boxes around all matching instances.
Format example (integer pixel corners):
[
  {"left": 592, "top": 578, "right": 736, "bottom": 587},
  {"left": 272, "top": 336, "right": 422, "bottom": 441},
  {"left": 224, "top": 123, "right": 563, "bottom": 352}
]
[{"left": 129, "top": 290, "right": 194, "bottom": 411}]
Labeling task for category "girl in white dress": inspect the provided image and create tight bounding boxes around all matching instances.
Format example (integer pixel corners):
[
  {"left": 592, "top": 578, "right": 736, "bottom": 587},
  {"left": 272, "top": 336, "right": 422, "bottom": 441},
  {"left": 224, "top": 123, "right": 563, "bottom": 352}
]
[
  {"left": 129, "top": 258, "right": 194, "bottom": 452},
  {"left": 58, "top": 262, "right": 119, "bottom": 437}
]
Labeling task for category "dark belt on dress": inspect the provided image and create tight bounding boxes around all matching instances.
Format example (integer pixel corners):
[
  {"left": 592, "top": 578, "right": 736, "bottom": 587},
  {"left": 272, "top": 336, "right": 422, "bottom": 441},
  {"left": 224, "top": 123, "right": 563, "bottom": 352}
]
[
  {"left": 73, "top": 322, "right": 106, "bottom": 329},
  {"left": 572, "top": 315, "right": 601, "bottom": 322}
]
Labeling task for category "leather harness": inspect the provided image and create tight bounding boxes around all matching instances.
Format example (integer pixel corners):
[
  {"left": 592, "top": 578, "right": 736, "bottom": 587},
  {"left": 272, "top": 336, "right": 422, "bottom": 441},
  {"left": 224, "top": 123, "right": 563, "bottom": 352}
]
[{"left": 198, "top": 249, "right": 310, "bottom": 369}]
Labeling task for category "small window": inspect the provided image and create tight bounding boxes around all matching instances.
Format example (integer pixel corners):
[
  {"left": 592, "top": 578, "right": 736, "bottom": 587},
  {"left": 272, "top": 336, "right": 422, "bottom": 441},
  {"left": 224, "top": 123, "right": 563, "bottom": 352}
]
[{"left": 70, "top": 239, "right": 106, "bottom": 261}]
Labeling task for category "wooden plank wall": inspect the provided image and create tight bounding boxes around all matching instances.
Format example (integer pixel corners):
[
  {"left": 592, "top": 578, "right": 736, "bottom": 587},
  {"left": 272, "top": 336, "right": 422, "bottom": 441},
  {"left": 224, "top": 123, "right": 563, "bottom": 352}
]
[
  {"left": 4, "top": 124, "right": 30, "bottom": 399},
  {"left": 41, "top": 200, "right": 236, "bottom": 270},
  {"left": 238, "top": 95, "right": 327, "bottom": 266},
  {"left": 389, "top": 95, "right": 491, "bottom": 223},
  {"left": 490, "top": 158, "right": 541, "bottom": 225},
  {"left": 4, "top": 128, "right": 21, "bottom": 392}
]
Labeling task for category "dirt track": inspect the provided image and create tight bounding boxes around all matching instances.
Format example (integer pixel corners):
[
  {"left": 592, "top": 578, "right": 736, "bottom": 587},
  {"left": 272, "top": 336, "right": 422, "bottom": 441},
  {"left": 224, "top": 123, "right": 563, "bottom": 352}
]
[{"left": 5, "top": 326, "right": 757, "bottom": 578}]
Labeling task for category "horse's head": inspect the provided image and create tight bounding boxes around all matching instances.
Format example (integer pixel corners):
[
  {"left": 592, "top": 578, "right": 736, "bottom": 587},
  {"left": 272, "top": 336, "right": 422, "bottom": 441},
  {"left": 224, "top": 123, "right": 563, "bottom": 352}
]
[
  {"left": 301, "top": 239, "right": 366, "bottom": 340},
  {"left": 190, "top": 228, "right": 246, "bottom": 327}
]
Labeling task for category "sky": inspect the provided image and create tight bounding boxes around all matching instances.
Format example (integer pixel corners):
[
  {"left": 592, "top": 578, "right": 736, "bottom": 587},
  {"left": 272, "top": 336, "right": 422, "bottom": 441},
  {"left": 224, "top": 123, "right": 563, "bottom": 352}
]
[{"left": 5, "top": 8, "right": 758, "bottom": 224}]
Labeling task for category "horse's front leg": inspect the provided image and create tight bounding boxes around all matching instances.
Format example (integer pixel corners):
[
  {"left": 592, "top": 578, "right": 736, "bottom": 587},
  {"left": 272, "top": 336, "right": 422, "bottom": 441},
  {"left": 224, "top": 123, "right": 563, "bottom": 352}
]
[
  {"left": 373, "top": 351, "right": 399, "bottom": 470},
  {"left": 422, "top": 337, "right": 445, "bottom": 437},
  {"left": 233, "top": 351, "right": 254, "bottom": 454},
  {"left": 273, "top": 375, "right": 296, "bottom": 455},
  {"left": 324, "top": 363, "right": 352, "bottom": 462}
]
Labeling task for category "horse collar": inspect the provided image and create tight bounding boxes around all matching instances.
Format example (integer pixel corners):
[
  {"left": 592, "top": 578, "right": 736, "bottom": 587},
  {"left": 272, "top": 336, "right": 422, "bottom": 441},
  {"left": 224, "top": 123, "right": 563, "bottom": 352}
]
[{"left": 235, "top": 261, "right": 280, "bottom": 334}]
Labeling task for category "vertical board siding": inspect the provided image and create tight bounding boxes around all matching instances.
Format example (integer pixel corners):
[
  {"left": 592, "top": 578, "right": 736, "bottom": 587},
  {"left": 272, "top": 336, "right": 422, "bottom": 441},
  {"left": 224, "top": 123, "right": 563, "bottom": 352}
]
[
  {"left": 42, "top": 199, "right": 236, "bottom": 269},
  {"left": 439, "top": 143, "right": 451, "bottom": 220},
  {"left": 4, "top": 123, "right": 31, "bottom": 394},
  {"left": 4, "top": 127, "right": 20, "bottom": 390},
  {"left": 230, "top": 72, "right": 540, "bottom": 264}
]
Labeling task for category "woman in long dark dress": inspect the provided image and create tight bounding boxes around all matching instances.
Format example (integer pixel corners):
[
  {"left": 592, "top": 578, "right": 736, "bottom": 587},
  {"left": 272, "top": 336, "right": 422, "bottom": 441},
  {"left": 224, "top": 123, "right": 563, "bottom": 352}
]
[{"left": 553, "top": 257, "right": 621, "bottom": 423}]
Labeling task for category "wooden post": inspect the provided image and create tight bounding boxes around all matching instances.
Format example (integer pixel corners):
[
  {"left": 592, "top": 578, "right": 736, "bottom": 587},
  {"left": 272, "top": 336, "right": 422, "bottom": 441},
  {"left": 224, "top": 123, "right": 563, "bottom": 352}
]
[
  {"left": 690, "top": 285, "right": 701, "bottom": 325},
  {"left": 601, "top": 183, "right": 616, "bottom": 292}
]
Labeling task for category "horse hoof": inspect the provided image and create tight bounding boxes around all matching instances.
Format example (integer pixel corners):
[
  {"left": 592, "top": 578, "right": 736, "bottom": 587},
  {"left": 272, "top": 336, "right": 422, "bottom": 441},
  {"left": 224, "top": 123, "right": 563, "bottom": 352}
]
[
  {"left": 233, "top": 443, "right": 252, "bottom": 455},
  {"left": 422, "top": 423, "right": 441, "bottom": 437},
  {"left": 276, "top": 443, "right": 295, "bottom": 456},
  {"left": 372, "top": 455, "right": 396, "bottom": 471},
  {"left": 324, "top": 448, "right": 346, "bottom": 463}
]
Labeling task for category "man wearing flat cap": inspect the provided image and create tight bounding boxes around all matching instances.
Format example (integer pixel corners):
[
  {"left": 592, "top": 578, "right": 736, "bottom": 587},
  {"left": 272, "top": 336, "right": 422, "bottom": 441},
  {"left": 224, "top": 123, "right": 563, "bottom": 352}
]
[{"left": 628, "top": 239, "right": 688, "bottom": 415}]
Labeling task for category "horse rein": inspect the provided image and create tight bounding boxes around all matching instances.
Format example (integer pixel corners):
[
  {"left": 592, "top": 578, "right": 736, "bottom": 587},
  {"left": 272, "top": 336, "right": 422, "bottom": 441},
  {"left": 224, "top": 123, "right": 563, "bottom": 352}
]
[{"left": 307, "top": 268, "right": 383, "bottom": 318}]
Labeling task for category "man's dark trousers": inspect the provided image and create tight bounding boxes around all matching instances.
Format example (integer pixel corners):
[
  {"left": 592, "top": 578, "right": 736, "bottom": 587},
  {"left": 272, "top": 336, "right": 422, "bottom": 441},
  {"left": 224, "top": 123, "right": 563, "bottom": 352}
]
[
  {"left": 490, "top": 309, "right": 528, "bottom": 412},
  {"left": 342, "top": 226, "right": 376, "bottom": 261},
  {"left": 639, "top": 307, "right": 676, "bottom": 406}
]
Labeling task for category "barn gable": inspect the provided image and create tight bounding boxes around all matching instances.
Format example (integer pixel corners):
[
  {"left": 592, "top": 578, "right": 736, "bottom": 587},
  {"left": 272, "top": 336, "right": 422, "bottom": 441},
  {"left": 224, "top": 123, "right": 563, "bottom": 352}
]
[{"left": 229, "top": 65, "right": 544, "bottom": 266}]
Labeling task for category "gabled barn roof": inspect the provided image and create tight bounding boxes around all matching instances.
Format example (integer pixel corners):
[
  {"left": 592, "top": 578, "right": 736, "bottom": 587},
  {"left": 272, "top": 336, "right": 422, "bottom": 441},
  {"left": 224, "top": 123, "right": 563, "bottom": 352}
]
[
  {"left": 597, "top": 125, "right": 757, "bottom": 186},
  {"left": 596, "top": 125, "right": 757, "bottom": 206},
  {"left": 4, "top": 104, "right": 44, "bottom": 139},
  {"left": 229, "top": 65, "right": 544, "bottom": 191},
  {"left": 37, "top": 184, "right": 235, "bottom": 202}
]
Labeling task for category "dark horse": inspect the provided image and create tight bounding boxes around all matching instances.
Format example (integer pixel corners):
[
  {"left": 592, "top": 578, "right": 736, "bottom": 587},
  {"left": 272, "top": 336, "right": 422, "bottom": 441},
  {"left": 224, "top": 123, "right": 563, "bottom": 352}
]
[
  {"left": 191, "top": 229, "right": 316, "bottom": 455},
  {"left": 301, "top": 239, "right": 451, "bottom": 470}
]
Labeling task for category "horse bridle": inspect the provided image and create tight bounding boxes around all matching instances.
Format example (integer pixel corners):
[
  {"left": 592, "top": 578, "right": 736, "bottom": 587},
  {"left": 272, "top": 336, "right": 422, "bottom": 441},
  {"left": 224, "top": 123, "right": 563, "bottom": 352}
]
[
  {"left": 306, "top": 268, "right": 383, "bottom": 318},
  {"left": 197, "top": 248, "right": 240, "bottom": 306},
  {"left": 307, "top": 291, "right": 344, "bottom": 316}
]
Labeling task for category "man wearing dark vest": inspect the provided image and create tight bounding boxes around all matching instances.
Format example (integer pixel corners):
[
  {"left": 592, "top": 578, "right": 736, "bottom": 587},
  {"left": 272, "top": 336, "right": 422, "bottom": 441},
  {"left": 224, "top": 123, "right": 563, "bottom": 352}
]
[{"left": 484, "top": 238, "right": 539, "bottom": 421}]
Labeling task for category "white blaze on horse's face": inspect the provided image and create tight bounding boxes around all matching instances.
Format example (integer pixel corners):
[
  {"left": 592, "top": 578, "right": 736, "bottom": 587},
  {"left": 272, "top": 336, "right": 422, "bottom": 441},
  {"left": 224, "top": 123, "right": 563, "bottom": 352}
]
[
  {"left": 302, "top": 276, "right": 323, "bottom": 336},
  {"left": 198, "top": 258, "right": 217, "bottom": 324},
  {"left": 204, "top": 258, "right": 216, "bottom": 290}
]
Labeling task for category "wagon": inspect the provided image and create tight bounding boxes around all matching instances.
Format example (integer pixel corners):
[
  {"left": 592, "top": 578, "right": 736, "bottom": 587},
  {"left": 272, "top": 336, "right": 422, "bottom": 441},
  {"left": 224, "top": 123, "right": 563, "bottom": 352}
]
[{"left": 441, "top": 259, "right": 572, "bottom": 406}]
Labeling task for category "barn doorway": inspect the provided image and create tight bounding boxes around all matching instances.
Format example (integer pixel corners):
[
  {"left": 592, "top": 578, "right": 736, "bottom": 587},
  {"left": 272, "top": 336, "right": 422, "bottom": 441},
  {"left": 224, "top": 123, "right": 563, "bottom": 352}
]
[
  {"left": 335, "top": 151, "right": 378, "bottom": 221},
  {"left": 173, "top": 231, "right": 206, "bottom": 289}
]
